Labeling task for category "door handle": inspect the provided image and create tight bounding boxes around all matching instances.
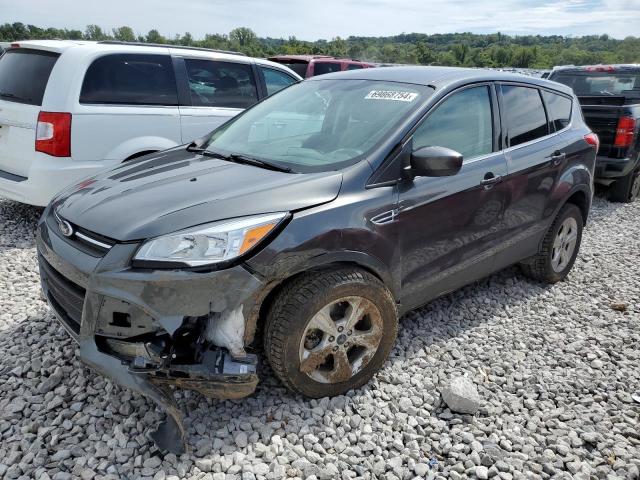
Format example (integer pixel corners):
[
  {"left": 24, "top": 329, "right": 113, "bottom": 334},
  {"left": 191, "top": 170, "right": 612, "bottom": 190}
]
[
  {"left": 548, "top": 151, "right": 566, "bottom": 166},
  {"left": 480, "top": 173, "right": 502, "bottom": 188}
]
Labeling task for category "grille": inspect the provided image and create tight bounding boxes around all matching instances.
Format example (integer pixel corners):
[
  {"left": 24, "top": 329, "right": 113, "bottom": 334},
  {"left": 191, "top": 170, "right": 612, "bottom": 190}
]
[
  {"left": 39, "top": 255, "right": 86, "bottom": 336},
  {"left": 47, "top": 209, "right": 115, "bottom": 256}
]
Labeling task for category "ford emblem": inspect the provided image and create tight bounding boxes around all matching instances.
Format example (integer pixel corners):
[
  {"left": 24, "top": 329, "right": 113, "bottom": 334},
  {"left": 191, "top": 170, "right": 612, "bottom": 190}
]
[
  {"left": 58, "top": 219, "right": 74, "bottom": 237},
  {"left": 54, "top": 207, "right": 74, "bottom": 237}
]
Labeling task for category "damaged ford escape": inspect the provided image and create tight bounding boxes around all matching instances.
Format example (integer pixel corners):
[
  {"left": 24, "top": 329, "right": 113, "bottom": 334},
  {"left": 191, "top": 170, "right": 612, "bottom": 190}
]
[{"left": 37, "top": 67, "right": 598, "bottom": 453}]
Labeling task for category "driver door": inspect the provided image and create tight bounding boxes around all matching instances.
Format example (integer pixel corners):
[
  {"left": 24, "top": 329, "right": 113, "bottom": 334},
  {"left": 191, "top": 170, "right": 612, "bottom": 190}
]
[{"left": 398, "top": 84, "right": 511, "bottom": 310}]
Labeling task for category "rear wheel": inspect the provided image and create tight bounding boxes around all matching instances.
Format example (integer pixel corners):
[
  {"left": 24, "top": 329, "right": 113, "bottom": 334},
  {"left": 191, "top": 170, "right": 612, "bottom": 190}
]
[
  {"left": 520, "top": 203, "right": 583, "bottom": 283},
  {"left": 608, "top": 168, "right": 640, "bottom": 203},
  {"left": 264, "top": 268, "right": 397, "bottom": 398}
]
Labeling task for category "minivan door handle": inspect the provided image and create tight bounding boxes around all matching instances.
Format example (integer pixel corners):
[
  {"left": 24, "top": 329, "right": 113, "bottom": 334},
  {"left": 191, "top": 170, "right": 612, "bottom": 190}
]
[
  {"left": 548, "top": 151, "right": 566, "bottom": 166},
  {"left": 480, "top": 172, "right": 502, "bottom": 188}
]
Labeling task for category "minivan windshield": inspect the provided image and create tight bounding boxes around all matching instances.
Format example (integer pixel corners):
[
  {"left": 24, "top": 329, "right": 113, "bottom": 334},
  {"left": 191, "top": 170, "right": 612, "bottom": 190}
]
[
  {"left": 205, "top": 79, "right": 432, "bottom": 172},
  {"left": 0, "top": 49, "right": 59, "bottom": 106}
]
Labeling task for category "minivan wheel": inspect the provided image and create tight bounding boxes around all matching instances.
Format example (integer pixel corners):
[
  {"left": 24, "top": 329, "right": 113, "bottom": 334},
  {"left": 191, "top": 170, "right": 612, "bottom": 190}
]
[
  {"left": 264, "top": 268, "right": 398, "bottom": 398},
  {"left": 608, "top": 168, "right": 640, "bottom": 203},
  {"left": 520, "top": 203, "right": 583, "bottom": 284}
]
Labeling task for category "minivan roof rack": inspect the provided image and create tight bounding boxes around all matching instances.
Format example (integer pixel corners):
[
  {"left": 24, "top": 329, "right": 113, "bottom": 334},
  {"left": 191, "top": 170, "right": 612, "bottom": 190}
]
[{"left": 97, "top": 41, "right": 246, "bottom": 56}]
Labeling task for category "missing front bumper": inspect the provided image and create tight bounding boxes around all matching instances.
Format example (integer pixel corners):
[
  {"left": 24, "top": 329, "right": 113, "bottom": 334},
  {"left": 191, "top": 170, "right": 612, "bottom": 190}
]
[{"left": 37, "top": 217, "right": 267, "bottom": 454}]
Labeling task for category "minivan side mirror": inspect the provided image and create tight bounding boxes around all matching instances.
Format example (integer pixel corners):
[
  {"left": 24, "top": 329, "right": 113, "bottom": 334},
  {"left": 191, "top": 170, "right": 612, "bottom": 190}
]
[{"left": 409, "top": 146, "right": 463, "bottom": 177}]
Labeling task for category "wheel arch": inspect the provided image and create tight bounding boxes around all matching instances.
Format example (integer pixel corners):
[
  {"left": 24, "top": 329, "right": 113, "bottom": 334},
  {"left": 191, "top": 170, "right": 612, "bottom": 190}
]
[
  {"left": 563, "top": 188, "right": 590, "bottom": 224},
  {"left": 246, "top": 255, "right": 397, "bottom": 349}
]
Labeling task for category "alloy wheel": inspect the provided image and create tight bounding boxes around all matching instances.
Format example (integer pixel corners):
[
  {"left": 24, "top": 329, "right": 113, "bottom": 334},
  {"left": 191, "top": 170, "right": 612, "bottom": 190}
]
[
  {"left": 551, "top": 217, "right": 578, "bottom": 272},
  {"left": 298, "top": 296, "right": 383, "bottom": 384}
]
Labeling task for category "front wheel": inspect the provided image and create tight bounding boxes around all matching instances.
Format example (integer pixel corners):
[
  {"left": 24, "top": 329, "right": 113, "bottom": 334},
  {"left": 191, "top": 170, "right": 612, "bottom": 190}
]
[
  {"left": 520, "top": 203, "right": 583, "bottom": 284},
  {"left": 608, "top": 168, "right": 640, "bottom": 203},
  {"left": 264, "top": 268, "right": 398, "bottom": 398}
]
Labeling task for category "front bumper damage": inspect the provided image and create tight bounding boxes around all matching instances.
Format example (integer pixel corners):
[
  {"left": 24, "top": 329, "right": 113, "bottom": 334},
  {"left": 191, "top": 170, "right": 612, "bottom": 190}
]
[{"left": 36, "top": 210, "right": 267, "bottom": 453}]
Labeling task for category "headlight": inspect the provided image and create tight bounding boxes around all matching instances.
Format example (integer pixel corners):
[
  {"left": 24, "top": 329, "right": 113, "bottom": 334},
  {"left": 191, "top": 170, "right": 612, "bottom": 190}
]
[{"left": 133, "top": 212, "right": 287, "bottom": 267}]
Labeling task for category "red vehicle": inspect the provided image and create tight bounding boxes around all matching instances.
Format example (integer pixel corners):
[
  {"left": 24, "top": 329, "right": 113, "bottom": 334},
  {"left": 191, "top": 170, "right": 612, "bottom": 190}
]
[{"left": 267, "top": 55, "right": 375, "bottom": 78}]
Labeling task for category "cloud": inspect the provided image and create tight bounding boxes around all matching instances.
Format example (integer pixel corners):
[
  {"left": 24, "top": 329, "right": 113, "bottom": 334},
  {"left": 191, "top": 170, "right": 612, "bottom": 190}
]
[{"left": 1, "top": 0, "right": 639, "bottom": 39}]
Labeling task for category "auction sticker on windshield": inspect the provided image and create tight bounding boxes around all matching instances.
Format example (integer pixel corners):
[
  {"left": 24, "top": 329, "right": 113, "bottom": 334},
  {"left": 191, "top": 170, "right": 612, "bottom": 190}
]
[{"left": 365, "top": 90, "right": 419, "bottom": 102}]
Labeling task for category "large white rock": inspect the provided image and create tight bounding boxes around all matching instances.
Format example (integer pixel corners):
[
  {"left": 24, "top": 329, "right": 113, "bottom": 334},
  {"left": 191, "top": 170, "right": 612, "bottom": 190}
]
[{"left": 441, "top": 376, "right": 481, "bottom": 414}]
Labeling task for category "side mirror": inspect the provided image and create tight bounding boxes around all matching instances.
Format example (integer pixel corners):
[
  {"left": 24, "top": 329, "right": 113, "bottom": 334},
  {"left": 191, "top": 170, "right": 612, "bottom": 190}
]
[{"left": 409, "top": 146, "right": 463, "bottom": 177}]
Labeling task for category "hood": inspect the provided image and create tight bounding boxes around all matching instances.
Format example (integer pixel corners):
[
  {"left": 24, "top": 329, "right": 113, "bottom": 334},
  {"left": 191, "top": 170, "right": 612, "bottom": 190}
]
[{"left": 55, "top": 147, "right": 343, "bottom": 241}]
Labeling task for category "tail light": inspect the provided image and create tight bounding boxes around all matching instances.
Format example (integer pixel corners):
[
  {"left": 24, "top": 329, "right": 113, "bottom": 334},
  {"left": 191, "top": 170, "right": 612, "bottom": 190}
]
[
  {"left": 613, "top": 116, "right": 636, "bottom": 148},
  {"left": 586, "top": 65, "right": 615, "bottom": 72},
  {"left": 584, "top": 132, "right": 599, "bottom": 151},
  {"left": 35, "top": 112, "right": 71, "bottom": 157}
]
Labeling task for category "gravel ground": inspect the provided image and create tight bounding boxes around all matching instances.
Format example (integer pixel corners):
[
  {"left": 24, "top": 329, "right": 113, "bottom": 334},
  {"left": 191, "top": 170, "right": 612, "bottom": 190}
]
[{"left": 0, "top": 194, "right": 639, "bottom": 480}]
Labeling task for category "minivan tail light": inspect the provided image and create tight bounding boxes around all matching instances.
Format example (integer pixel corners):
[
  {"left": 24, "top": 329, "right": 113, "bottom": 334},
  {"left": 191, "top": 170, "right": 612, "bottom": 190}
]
[
  {"left": 584, "top": 132, "right": 599, "bottom": 151},
  {"left": 613, "top": 116, "right": 636, "bottom": 148},
  {"left": 35, "top": 112, "right": 71, "bottom": 157}
]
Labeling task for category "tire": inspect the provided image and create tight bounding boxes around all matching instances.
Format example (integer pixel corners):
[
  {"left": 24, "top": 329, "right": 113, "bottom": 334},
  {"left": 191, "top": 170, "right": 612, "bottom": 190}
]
[
  {"left": 608, "top": 168, "right": 640, "bottom": 203},
  {"left": 264, "top": 268, "right": 398, "bottom": 398},
  {"left": 520, "top": 203, "right": 583, "bottom": 284}
]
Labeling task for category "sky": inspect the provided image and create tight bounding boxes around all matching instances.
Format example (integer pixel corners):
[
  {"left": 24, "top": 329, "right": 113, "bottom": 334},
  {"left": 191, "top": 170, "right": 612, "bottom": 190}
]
[{"left": 1, "top": 0, "right": 640, "bottom": 40}]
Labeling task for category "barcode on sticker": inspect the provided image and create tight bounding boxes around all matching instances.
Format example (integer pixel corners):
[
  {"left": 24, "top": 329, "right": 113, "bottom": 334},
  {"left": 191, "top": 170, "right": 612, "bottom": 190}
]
[{"left": 365, "top": 90, "right": 418, "bottom": 102}]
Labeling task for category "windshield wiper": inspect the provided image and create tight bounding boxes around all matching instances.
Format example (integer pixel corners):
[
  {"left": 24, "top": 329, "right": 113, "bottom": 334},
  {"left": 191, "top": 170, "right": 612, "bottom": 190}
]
[{"left": 205, "top": 150, "right": 293, "bottom": 173}]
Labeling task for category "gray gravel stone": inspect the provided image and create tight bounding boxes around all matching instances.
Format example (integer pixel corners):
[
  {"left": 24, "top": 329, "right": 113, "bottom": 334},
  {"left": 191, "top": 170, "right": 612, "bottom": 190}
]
[
  {"left": 441, "top": 376, "right": 481, "bottom": 414},
  {"left": 0, "top": 195, "right": 639, "bottom": 479}
]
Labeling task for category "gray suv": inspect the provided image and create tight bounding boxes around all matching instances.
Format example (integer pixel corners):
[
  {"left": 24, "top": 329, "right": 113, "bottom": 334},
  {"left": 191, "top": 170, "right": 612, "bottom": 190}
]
[{"left": 37, "top": 67, "right": 598, "bottom": 453}]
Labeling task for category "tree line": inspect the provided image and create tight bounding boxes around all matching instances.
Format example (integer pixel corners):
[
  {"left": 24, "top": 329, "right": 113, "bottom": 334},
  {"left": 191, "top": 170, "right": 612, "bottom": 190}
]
[{"left": 1, "top": 22, "right": 639, "bottom": 68}]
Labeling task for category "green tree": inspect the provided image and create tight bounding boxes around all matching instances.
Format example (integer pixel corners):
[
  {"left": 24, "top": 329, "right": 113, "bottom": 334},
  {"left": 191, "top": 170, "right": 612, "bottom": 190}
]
[
  {"left": 229, "top": 27, "right": 257, "bottom": 47},
  {"left": 146, "top": 29, "right": 166, "bottom": 44},
  {"left": 451, "top": 43, "right": 469, "bottom": 65},
  {"left": 85, "top": 24, "right": 108, "bottom": 41},
  {"left": 112, "top": 26, "right": 136, "bottom": 42}
]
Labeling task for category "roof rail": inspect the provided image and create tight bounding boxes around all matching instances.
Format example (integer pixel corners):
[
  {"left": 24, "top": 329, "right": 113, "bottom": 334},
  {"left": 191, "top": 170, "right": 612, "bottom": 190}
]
[{"left": 97, "top": 41, "right": 246, "bottom": 56}]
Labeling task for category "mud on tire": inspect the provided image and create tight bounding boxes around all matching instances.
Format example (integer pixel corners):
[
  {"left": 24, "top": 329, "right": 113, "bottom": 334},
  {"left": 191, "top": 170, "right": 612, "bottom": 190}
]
[{"left": 264, "top": 267, "right": 398, "bottom": 398}]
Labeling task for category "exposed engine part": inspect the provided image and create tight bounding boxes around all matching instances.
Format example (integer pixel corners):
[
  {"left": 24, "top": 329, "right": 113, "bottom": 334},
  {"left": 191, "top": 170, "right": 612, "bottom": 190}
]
[{"left": 205, "top": 306, "right": 247, "bottom": 359}]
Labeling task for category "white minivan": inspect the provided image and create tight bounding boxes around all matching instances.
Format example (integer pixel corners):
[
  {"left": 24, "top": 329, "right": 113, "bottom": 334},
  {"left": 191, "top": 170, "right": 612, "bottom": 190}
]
[{"left": 0, "top": 40, "right": 301, "bottom": 206}]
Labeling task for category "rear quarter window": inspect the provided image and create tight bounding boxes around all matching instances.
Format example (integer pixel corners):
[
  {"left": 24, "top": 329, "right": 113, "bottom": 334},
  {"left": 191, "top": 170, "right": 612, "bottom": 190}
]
[
  {"left": 502, "top": 85, "right": 549, "bottom": 146},
  {"left": 0, "top": 49, "right": 59, "bottom": 106},
  {"left": 542, "top": 91, "right": 572, "bottom": 132},
  {"left": 80, "top": 54, "right": 178, "bottom": 106}
]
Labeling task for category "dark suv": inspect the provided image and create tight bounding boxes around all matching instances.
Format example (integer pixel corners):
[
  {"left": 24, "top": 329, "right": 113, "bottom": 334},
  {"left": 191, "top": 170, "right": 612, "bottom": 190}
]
[{"left": 37, "top": 67, "right": 598, "bottom": 453}]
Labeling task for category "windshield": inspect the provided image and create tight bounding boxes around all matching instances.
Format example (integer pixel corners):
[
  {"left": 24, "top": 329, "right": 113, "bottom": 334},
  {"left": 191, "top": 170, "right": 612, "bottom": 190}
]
[
  {"left": 552, "top": 71, "right": 640, "bottom": 97},
  {"left": 0, "top": 49, "right": 59, "bottom": 105},
  {"left": 205, "top": 79, "right": 432, "bottom": 173}
]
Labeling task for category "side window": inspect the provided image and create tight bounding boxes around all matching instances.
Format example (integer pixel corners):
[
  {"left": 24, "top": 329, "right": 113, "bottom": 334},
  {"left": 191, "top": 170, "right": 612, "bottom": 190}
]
[
  {"left": 413, "top": 86, "right": 493, "bottom": 160},
  {"left": 260, "top": 67, "right": 297, "bottom": 96},
  {"left": 313, "top": 62, "right": 342, "bottom": 76},
  {"left": 542, "top": 91, "right": 572, "bottom": 132},
  {"left": 347, "top": 63, "right": 364, "bottom": 70},
  {"left": 184, "top": 59, "right": 258, "bottom": 108},
  {"left": 502, "top": 85, "right": 549, "bottom": 146},
  {"left": 80, "top": 54, "right": 177, "bottom": 105}
]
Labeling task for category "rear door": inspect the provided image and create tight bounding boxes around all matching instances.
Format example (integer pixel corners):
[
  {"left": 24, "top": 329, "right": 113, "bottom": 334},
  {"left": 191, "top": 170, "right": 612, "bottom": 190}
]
[
  {"left": 176, "top": 57, "right": 260, "bottom": 142},
  {"left": 73, "top": 53, "right": 181, "bottom": 162},
  {"left": 0, "top": 48, "right": 60, "bottom": 176},
  {"left": 495, "top": 84, "right": 573, "bottom": 266}
]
